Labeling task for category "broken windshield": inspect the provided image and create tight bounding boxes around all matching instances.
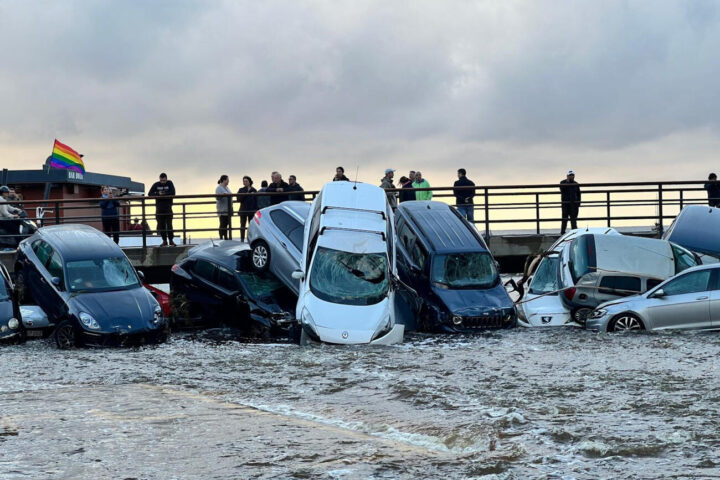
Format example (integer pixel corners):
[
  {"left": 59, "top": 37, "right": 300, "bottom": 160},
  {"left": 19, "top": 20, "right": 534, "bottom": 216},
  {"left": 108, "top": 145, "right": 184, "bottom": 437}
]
[
  {"left": 430, "top": 252, "right": 498, "bottom": 289},
  {"left": 66, "top": 257, "right": 139, "bottom": 293},
  {"left": 529, "top": 256, "right": 560, "bottom": 295},
  {"left": 309, "top": 247, "right": 388, "bottom": 305}
]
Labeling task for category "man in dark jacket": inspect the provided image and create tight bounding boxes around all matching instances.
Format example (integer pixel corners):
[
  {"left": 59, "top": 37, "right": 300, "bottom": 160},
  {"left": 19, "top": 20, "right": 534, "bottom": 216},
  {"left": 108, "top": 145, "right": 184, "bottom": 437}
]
[
  {"left": 453, "top": 168, "right": 476, "bottom": 222},
  {"left": 333, "top": 166, "right": 350, "bottom": 182},
  {"left": 398, "top": 176, "right": 415, "bottom": 203},
  {"left": 286, "top": 175, "right": 305, "bottom": 201},
  {"left": 559, "top": 170, "right": 581, "bottom": 234},
  {"left": 99, "top": 186, "right": 121, "bottom": 244},
  {"left": 705, "top": 173, "right": 720, "bottom": 208},
  {"left": 266, "top": 171, "right": 290, "bottom": 205},
  {"left": 148, "top": 172, "right": 176, "bottom": 246}
]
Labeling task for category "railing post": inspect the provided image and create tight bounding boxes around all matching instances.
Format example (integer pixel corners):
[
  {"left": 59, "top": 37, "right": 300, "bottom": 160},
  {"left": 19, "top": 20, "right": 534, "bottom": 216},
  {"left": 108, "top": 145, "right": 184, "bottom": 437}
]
[
  {"left": 657, "top": 183, "right": 664, "bottom": 234},
  {"left": 606, "top": 191, "right": 611, "bottom": 227},
  {"left": 55, "top": 201, "right": 60, "bottom": 225},
  {"left": 182, "top": 204, "right": 187, "bottom": 245},
  {"left": 679, "top": 189, "right": 684, "bottom": 210},
  {"left": 535, "top": 193, "right": 540, "bottom": 234},
  {"left": 141, "top": 198, "right": 147, "bottom": 249},
  {"left": 228, "top": 202, "right": 233, "bottom": 240},
  {"left": 483, "top": 188, "right": 490, "bottom": 238}
]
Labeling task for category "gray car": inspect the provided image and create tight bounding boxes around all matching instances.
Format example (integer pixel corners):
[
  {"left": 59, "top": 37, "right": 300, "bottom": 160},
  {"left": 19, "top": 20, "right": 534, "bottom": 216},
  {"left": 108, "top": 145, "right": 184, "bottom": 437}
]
[
  {"left": 586, "top": 264, "right": 720, "bottom": 332},
  {"left": 247, "top": 201, "right": 310, "bottom": 295}
]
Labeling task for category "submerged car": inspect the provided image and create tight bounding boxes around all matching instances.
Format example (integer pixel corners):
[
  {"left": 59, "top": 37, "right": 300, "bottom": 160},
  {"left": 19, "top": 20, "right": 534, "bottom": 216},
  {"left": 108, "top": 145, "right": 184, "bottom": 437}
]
[
  {"left": 558, "top": 233, "right": 698, "bottom": 324},
  {"left": 587, "top": 263, "right": 720, "bottom": 332},
  {"left": 0, "top": 264, "right": 22, "bottom": 342},
  {"left": 15, "top": 224, "right": 168, "bottom": 348},
  {"left": 293, "top": 181, "right": 404, "bottom": 345},
  {"left": 395, "top": 201, "right": 515, "bottom": 332},
  {"left": 247, "top": 201, "right": 311, "bottom": 294},
  {"left": 170, "top": 240, "right": 298, "bottom": 337},
  {"left": 515, "top": 228, "right": 620, "bottom": 327},
  {"left": 663, "top": 205, "right": 720, "bottom": 263}
]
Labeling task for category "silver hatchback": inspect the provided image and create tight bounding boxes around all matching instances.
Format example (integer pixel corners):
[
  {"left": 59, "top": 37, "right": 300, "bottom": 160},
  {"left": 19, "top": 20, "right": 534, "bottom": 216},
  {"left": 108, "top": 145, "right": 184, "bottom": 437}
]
[
  {"left": 247, "top": 201, "right": 310, "bottom": 295},
  {"left": 586, "top": 264, "right": 720, "bottom": 332}
]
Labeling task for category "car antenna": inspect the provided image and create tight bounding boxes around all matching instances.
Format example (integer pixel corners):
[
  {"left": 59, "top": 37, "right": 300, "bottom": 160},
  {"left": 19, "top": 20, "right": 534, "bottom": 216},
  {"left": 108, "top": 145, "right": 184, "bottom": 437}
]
[
  {"left": 353, "top": 166, "right": 359, "bottom": 190},
  {"left": 211, "top": 238, "right": 217, "bottom": 247}
]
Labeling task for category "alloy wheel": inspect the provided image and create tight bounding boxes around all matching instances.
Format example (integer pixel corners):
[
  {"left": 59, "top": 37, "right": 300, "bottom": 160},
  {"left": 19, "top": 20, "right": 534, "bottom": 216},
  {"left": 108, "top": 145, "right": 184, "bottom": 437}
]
[
  {"left": 55, "top": 324, "right": 75, "bottom": 349},
  {"left": 612, "top": 315, "right": 643, "bottom": 332},
  {"left": 252, "top": 245, "right": 268, "bottom": 268}
]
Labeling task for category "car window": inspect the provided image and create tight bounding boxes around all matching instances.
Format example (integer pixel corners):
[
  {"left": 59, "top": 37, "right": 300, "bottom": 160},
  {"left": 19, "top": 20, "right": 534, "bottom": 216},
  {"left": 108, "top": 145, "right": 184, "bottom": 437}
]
[
  {"left": 396, "top": 217, "right": 416, "bottom": 252},
  {"left": 270, "top": 210, "right": 301, "bottom": 234},
  {"left": 192, "top": 259, "right": 217, "bottom": 283},
  {"left": 662, "top": 270, "right": 712, "bottom": 296},
  {"left": 598, "top": 276, "right": 641, "bottom": 297},
  {"left": 671, "top": 244, "right": 698, "bottom": 273},
  {"left": 47, "top": 252, "right": 64, "bottom": 285},
  {"left": 33, "top": 240, "right": 52, "bottom": 266},
  {"left": 240, "top": 271, "right": 286, "bottom": 297},
  {"left": 288, "top": 227, "right": 304, "bottom": 251},
  {"left": 569, "top": 235, "right": 595, "bottom": 283},
  {"left": 66, "top": 257, "right": 139, "bottom": 293},
  {"left": 409, "top": 240, "right": 428, "bottom": 269},
  {"left": 216, "top": 265, "right": 238, "bottom": 291},
  {"left": 646, "top": 278, "right": 663, "bottom": 290}
]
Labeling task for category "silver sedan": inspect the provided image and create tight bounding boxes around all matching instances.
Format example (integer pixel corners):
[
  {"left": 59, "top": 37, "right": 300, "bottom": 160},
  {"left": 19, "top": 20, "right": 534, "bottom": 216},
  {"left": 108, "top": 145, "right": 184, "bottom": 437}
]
[
  {"left": 586, "top": 264, "right": 720, "bottom": 332},
  {"left": 246, "top": 201, "right": 310, "bottom": 295}
]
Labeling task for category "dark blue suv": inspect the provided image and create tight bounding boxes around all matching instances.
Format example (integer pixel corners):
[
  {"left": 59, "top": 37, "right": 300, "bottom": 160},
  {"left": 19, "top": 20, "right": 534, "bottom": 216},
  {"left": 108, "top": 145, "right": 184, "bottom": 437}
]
[
  {"left": 395, "top": 201, "right": 516, "bottom": 332},
  {"left": 15, "top": 225, "right": 168, "bottom": 348}
]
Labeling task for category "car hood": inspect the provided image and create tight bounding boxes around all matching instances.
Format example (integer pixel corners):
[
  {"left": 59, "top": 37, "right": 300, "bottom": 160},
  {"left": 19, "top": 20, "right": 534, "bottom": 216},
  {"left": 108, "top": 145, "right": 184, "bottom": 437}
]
[
  {"left": 0, "top": 300, "right": 13, "bottom": 323},
  {"left": 302, "top": 293, "right": 391, "bottom": 344},
  {"left": 431, "top": 283, "right": 513, "bottom": 316},
  {"left": 67, "top": 287, "right": 158, "bottom": 332}
]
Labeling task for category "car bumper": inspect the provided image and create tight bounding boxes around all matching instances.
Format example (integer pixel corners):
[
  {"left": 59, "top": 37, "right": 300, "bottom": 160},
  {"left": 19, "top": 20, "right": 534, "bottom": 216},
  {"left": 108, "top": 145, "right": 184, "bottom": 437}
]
[
  {"left": 78, "top": 325, "right": 169, "bottom": 347},
  {"left": 300, "top": 323, "right": 404, "bottom": 345},
  {"left": 585, "top": 314, "right": 612, "bottom": 332}
]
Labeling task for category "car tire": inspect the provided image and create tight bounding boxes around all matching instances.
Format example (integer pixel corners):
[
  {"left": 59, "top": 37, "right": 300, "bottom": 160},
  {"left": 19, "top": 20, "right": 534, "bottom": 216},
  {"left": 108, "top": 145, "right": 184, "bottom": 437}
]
[
  {"left": 251, "top": 240, "right": 270, "bottom": 272},
  {"left": 53, "top": 319, "right": 77, "bottom": 349},
  {"left": 571, "top": 307, "right": 593, "bottom": 326},
  {"left": 609, "top": 313, "right": 644, "bottom": 333}
]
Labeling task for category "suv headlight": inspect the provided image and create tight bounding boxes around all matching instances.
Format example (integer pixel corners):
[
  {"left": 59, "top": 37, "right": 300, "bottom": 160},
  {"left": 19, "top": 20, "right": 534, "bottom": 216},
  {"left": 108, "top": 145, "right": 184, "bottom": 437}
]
[
  {"left": 79, "top": 312, "right": 100, "bottom": 330},
  {"left": 590, "top": 309, "right": 607, "bottom": 319},
  {"left": 153, "top": 305, "right": 163, "bottom": 324},
  {"left": 8, "top": 318, "right": 19, "bottom": 330}
]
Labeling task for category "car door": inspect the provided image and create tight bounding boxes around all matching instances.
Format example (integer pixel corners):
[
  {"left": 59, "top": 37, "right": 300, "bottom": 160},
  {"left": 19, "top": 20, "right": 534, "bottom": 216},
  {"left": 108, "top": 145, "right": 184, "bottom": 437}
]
[
  {"left": 395, "top": 217, "right": 419, "bottom": 287},
  {"left": 187, "top": 259, "right": 221, "bottom": 319},
  {"left": 708, "top": 269, "right": 720, "bottom": 327},
  {"left": 269, "top": 209, "right": 304, "bottom": 287},
  {"left": 214, "top": 265, "right": 244, "bottom": 327},
  {"left": 645, "top": 269, "right": 712, "bottom": 330}
]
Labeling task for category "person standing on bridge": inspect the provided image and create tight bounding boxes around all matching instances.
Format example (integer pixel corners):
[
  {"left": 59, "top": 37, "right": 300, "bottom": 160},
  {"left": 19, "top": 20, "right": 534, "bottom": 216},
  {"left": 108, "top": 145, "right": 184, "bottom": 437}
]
[
  {"left": 413, "top": 171, "right": 433, "bottom": 201},
  {"left": 333, "top": 166, "right": 350, "bottom": 182},
  {"left": 99, "top": 186, "right": 121, "bottom": 244},
  {"left": 453, "top": 168, "right": 476, "bottom": 222},
  {"left": 216, "top": 175, "right": 233, "bottom": 240},
  {"left": 266, "top": 172, "right": 290, "bottom": 205},
  {"left": 286, "top": 175, "right": 304, "bottom": 201},
  {"left": 704, "top": 173, "right": 720, "bottom": 208},
  {"left": 148, "top": 172, "right": 176, "bottom": 246},
  {"left": 399, "top": 176, "right": 415, "bottom": 203},
  {"left": 237, "top": 176, "right": 257, "bottom": 242},
  {"left": 559, "top": 170, "right": 581, "bottom": 235},
  {"left": 380, "top": 169, "right": 397, "bottom": 208}
]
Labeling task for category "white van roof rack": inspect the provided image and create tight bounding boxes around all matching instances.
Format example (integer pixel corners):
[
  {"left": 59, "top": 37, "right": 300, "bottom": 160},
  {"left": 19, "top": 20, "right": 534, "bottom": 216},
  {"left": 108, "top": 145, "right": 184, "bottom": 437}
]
[
  {"left": 322, "top": 206, "right": 386, "bottom": 220},
  {"left": 320, "top": 226, "right": 386, "bottom": 241}
]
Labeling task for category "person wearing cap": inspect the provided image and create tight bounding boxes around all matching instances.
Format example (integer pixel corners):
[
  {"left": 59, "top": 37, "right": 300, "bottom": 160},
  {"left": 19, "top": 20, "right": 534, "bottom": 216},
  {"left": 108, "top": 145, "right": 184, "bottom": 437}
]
[
  {"left": 704, "top": 173, "right": 720, "bottom": 208},
  {"left": 0, "top": 186, "right": 22, "bottom": 220},
  {"left": 559, "top": 170, "right": 581, "bottom": 234},
  {"left": 380, "top": 169, "right": 397, "bottom": 208}
]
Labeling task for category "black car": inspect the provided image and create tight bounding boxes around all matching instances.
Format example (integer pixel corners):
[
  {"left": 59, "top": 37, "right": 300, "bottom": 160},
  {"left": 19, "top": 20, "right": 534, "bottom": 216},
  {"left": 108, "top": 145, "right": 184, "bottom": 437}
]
[
  {"left": 170, "top": 240, "right": 298, "bottom": 338},
  {"left": 15, "top": 224, "right": 168, "bottom": 348},
  {"left": 395, "top": 201, "right": 516, "bottom": 332},
  {"left": 0, "top": 264, "right": 23, "bottom": 342}
]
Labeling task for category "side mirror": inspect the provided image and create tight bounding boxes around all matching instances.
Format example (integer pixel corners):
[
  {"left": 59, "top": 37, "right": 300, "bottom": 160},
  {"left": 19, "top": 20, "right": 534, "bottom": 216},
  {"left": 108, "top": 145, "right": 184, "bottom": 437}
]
[
  {"left": 137, "top": 270, "right": 145, "bottom": 282},
  {"left": 652, "top": 288, "right": 666, "bottom": 299},
  {"left": 51, "top": 277, "right": 61, "bottom": 286},
  {"left": 291, "top": 270, "right": 304, "bottom": 280}
]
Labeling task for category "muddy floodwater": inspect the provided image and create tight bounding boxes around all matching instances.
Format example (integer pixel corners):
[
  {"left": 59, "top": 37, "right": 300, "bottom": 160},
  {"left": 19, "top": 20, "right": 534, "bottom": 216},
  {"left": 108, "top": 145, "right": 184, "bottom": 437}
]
[{"left": 1, "top": 326, "right": 719, "bottom": 480}]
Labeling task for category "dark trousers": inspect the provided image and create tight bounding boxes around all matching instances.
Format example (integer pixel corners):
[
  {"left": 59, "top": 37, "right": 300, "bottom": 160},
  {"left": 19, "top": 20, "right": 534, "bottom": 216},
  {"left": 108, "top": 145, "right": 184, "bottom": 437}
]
[
  {"left": 239, "top": 214, "right": 252, "bottom": 241},
  {"left": 102, "top": 217, "right": 120, "bottom": 244},
  {"left": 561, "top": 203, "right": 579, "bottom": 234},
  {"left": 219, "top": 214, "right": 231, "bottom": 240},
  {"left": 156, "top": 211, "right": 174, "bottom": 242},
  {"left": 710, "top": 199, "right": 720, "bottom": 208}
]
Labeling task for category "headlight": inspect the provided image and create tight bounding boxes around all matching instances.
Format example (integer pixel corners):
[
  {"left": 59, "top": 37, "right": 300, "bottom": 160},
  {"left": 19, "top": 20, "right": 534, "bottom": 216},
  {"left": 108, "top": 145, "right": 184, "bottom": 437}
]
[
  {"left": 590, "top": 309, "right": 607, "bottom": 319},
  {"left": 79, "top": 312, "right": 100, "bottom": 329},
  {"left": 0, "top": 325, "right": 7, "bottom": 333},
  {"left": 153, "top": 305, "right": 162, "bottom": 324},
  {"left": 8, "top": 318, "right": 19, "bottom": 330},
  {"left": 452, "top": 315, "right": 463, "bottom": 326}
]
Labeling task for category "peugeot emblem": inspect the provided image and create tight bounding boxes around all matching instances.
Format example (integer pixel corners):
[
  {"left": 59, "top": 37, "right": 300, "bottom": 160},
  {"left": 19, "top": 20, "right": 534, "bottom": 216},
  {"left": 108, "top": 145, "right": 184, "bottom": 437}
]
[
  {"left": 342, "top": 331, "right": 349, "bottom": 339},
  {"left": 541, "top": 316, "right": 552, "bottom": 324}
]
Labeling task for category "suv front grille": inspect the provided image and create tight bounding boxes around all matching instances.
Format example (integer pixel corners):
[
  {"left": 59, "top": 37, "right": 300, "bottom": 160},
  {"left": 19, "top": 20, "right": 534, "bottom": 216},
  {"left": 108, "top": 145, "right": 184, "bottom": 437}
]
[{"left": 460, "top": 315, "right": 504, "bottom": 329}]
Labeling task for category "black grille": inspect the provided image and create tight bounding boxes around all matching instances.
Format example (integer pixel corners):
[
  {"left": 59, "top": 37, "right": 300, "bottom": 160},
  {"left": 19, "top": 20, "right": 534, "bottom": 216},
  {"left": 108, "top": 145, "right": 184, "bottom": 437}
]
[{"left": 460, "top": 315, "right": 504, "bottom": 329}]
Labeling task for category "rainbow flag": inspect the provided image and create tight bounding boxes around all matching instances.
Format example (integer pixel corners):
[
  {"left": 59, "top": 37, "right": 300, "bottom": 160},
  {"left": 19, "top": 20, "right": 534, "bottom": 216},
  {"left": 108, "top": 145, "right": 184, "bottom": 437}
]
[{"left": 50, "top": 139, "right": 85, "bottom": 174}]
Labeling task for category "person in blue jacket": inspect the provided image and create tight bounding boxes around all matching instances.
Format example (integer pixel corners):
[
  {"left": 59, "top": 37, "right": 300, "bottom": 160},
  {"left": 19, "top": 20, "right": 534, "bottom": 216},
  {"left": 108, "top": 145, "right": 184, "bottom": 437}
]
[{"left": 99, "top": 186, "right": 121, "bottom": 244}]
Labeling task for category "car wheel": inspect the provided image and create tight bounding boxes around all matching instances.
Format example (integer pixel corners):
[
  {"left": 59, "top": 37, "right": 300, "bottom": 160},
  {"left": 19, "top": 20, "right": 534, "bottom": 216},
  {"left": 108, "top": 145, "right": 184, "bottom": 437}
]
[
  {"left": 251, "top": 240, "right": 270, "bottom": 272},
  {"left": 572, "top": 307, "right": 593, "bottom": 325},
  {"left": 54, "top": 320, "right": 77, "bottom": 349},
  {"left": 609, "top": 313, "right": 644, "bottom": 332}
]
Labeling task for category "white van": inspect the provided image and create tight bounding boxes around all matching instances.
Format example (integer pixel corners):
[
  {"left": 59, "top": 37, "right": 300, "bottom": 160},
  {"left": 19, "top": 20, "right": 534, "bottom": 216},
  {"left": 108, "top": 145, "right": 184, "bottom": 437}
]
[{"left": 292, "top": 182, "right": 404, "bottom": 345}]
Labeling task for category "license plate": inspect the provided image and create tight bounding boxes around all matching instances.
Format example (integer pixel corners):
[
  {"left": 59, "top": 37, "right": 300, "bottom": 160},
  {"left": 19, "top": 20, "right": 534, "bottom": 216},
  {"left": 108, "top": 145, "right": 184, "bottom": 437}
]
[{"left": 26, "top": 330, "right": 43, "bottom": 337}]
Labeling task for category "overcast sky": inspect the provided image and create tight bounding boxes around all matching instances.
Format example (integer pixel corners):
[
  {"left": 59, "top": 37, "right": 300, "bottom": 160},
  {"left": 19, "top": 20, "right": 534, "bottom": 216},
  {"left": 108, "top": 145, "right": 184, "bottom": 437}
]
[{"left": 1, "top": 0, "right": 718, "bottom": 193}]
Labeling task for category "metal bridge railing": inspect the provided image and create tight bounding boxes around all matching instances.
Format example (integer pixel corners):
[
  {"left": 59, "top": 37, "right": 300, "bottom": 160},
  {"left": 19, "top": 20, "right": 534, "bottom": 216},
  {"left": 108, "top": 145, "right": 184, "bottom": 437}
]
[{"left": 0, "top": 180, "right": 715, "bottom": 247}]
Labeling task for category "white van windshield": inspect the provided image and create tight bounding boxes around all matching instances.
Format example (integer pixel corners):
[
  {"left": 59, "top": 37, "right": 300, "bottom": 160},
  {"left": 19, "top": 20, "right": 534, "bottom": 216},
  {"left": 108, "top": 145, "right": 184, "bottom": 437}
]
[
  {"left": 309, "top": 247, "right": 388, "bottom": 305},
  {"left": 430, "top": 252, "right": 498, "bottom": 289},
  {"left": 529, "top": 256, "right": 560, "bottom": 295},
  {"left": 66, "top": 257, "right": 139, "bottom": 293}
]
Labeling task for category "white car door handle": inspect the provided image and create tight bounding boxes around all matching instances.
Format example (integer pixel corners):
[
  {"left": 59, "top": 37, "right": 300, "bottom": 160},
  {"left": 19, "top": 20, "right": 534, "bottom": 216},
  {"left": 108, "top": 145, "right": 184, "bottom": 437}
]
[{"left": 696, "top": 296, "right": 709, "bottom": 300}]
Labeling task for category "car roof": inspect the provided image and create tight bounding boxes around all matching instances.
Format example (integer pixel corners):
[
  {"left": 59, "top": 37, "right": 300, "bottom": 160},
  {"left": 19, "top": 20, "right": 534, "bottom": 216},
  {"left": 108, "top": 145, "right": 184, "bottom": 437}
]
[
  {"left": 590, "top": 234, "right": 675, "bottom": 278},
  {"left": 34, "top": 224, "right": 124, "bottom": 261},
  {"left": 319, "top": 181, "right": 387, "bottom": 213},
  {"left": 663, "top": 205, "right": 720, "bottom": 257},
  {"left": 263, "top": 201, "right": 311, "bottom": 222},
  {"left": 550, "top": 227, "right": 619, "bottom": 251},
  {"left": 187, "top": 240, "right": 249, "bottom": 270},
  {"left": 398, "top": 201, "right": 487, "bottom": 254}
]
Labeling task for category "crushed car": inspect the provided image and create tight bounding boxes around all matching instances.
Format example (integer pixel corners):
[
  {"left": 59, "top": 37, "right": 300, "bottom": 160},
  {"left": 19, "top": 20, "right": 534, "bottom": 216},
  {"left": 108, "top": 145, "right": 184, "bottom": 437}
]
[
  {"left": 662, "top": 205, "right": 720, "bottom": 264},
  {"left": 170, "top": 240, "right": 298, "bottom": 339},
  {"left": 395, "top": 201, "right": 515, "bottom": 332},
  {"left": 15, "top": 224, "right": 169, "bottom": 348}
]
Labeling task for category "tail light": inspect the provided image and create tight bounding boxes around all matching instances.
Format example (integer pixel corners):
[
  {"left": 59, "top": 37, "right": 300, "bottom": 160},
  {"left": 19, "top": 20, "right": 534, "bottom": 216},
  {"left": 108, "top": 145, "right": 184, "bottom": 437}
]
[
  {"left": 254, "top": 211, "right": 262, "bottom": 224},
  {"left": 564, "top": 287, "right": 576, "bottom": 300},
  {"left": 171, "top": 264, "right": 179, "bottom": 273}
]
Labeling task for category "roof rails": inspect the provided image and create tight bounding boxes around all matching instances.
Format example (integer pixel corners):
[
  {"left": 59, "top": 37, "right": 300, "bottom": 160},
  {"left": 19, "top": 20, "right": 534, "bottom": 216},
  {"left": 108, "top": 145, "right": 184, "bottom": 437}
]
[
  {"left": 320, "top": 226, "right": 386, "bottom": 241},
  {"left": 321, "top": 206, "right": 386, "bottom": 220}
]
